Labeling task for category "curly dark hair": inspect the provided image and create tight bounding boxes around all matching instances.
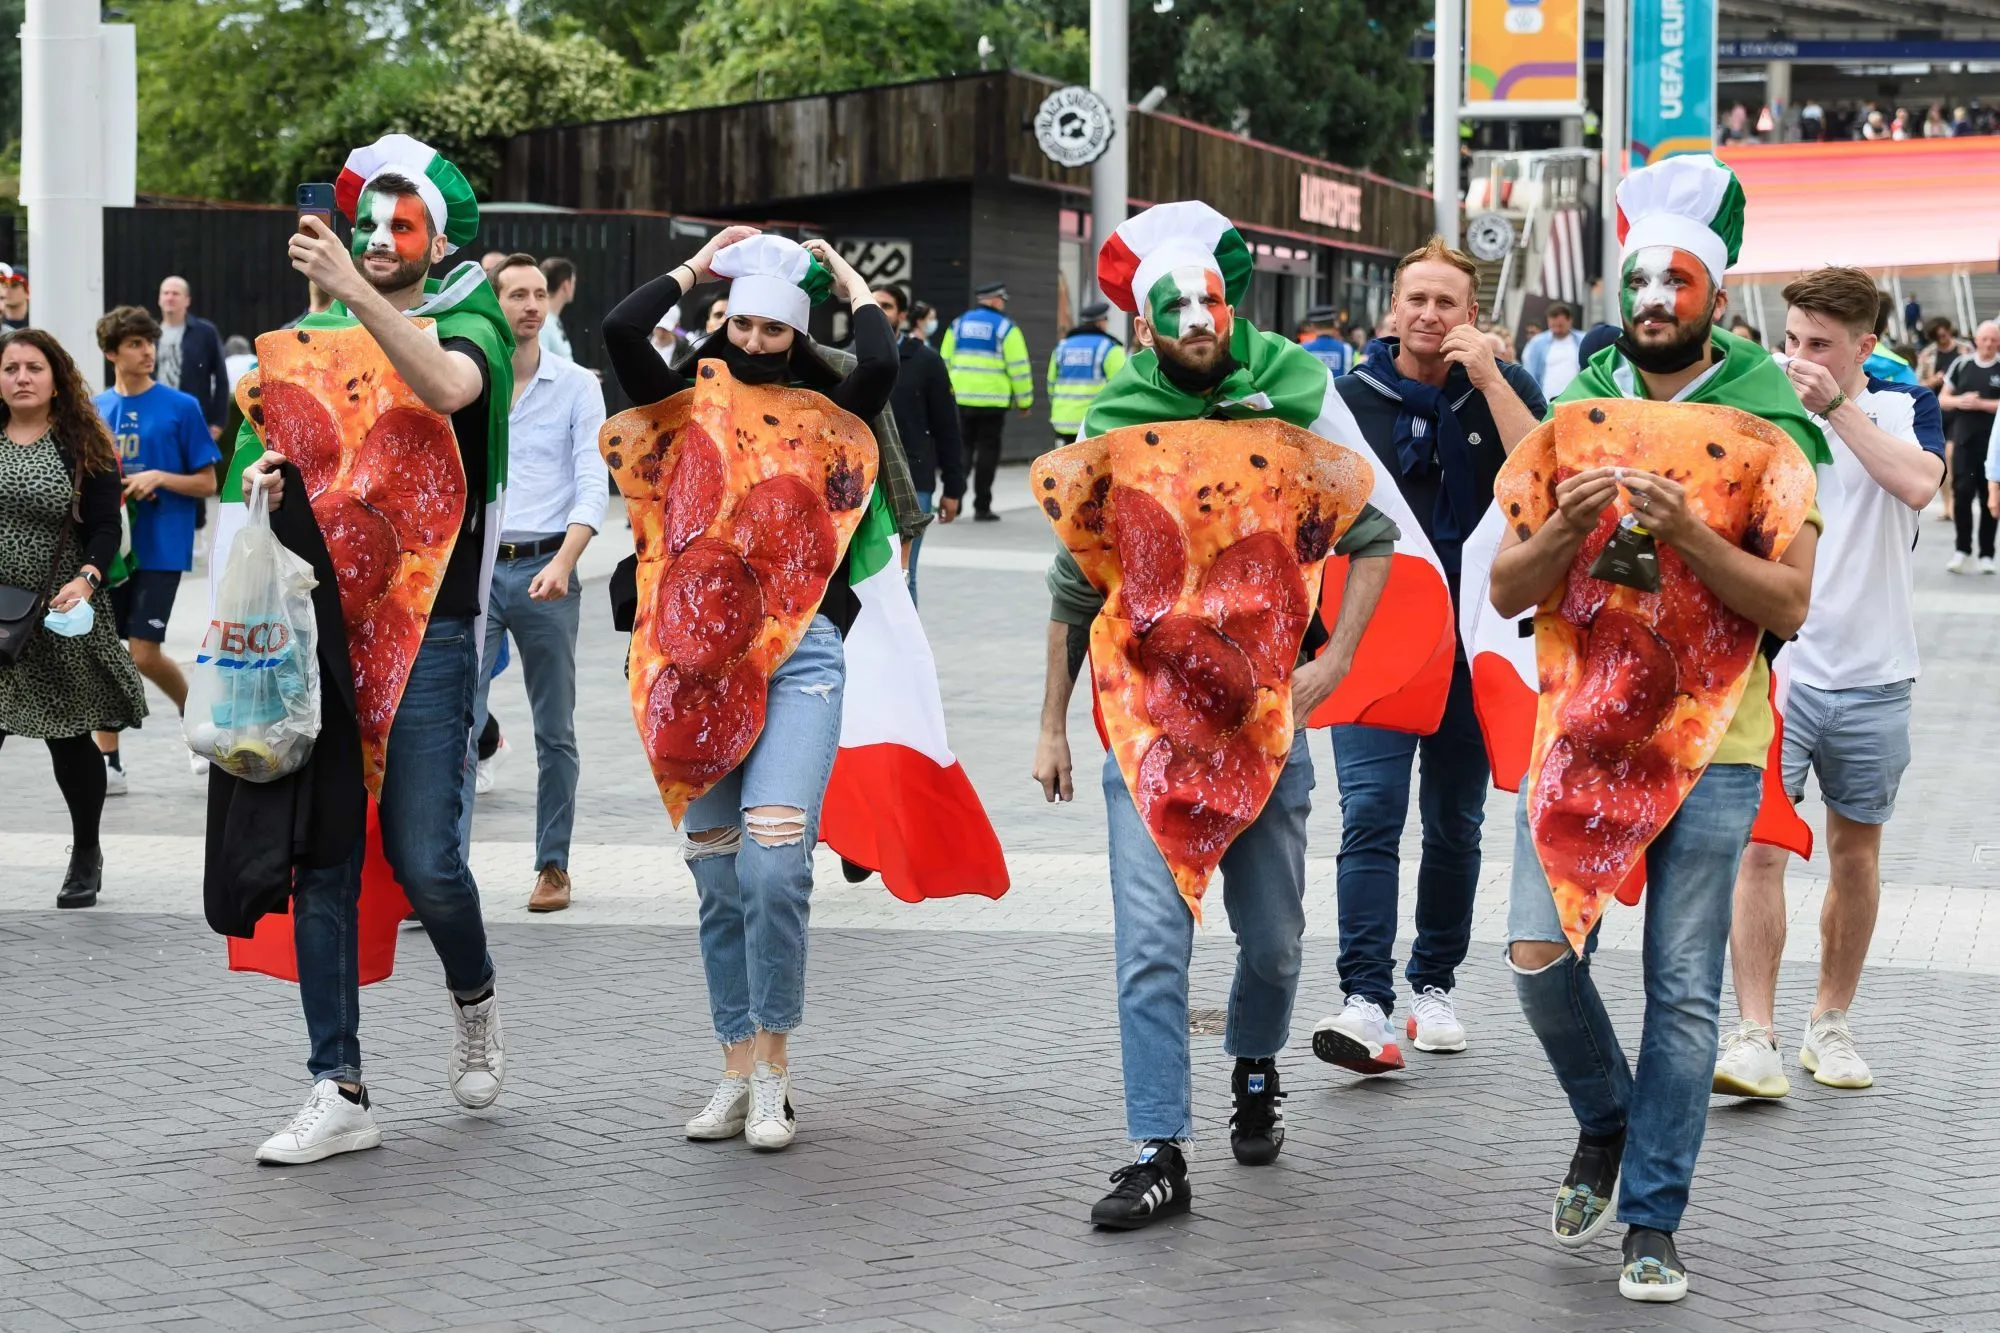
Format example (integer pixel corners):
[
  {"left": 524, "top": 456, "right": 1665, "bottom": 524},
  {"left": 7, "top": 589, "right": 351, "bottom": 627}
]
[
  {"left": 0, "top": 328, "right": 121, "bottom": 476},
  {"left": 95, "top": 304, "right": 161, "bottom": 354}
]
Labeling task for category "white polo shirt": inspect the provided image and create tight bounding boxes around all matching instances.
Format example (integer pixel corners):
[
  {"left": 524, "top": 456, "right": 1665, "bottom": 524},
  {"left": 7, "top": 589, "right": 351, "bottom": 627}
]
[{"left": 1788, "top": 376, "right": 1945, "bottom": 690}]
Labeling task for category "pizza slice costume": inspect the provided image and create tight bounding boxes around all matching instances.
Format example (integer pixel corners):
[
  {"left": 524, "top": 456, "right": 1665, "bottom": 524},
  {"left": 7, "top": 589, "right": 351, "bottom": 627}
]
[{"left": 211, "top": 134, "right": 515, "bottom": 990}]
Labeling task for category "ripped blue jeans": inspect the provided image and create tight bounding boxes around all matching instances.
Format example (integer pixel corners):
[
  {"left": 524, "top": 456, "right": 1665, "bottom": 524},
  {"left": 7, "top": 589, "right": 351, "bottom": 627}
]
[{"left": 681, "top": 616, "right": 845, "bottom": 1045}]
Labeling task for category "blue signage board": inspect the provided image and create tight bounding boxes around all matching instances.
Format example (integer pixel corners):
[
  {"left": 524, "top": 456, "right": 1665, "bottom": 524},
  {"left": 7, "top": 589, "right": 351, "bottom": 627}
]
[{"left": 1629, "top": 0, "right": 1718, "bottom": 167}]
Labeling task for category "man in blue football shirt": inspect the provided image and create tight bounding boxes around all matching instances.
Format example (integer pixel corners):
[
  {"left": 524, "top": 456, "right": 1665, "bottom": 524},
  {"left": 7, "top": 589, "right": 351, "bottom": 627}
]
[{"left": 92, "top": 304, "right": 221, "bottom": 790}]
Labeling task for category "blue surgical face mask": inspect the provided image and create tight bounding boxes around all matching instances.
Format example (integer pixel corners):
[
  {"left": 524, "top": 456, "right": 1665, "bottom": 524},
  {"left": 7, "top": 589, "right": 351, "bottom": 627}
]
[
  {"left": 44, "top": 598, "right": 95, "bottom": 638},
  {"left": 922, "top": 316, "right": 939, "bottom": 338}
]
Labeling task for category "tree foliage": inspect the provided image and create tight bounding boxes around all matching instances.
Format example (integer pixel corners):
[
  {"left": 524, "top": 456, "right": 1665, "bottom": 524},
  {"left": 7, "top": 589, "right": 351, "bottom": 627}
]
[{"left": 668, "top": 0, "right": 972, "bottom": 107}]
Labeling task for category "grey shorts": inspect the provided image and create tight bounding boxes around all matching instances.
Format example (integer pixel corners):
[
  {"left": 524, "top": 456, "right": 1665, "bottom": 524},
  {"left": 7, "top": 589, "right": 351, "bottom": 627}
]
[{"left": 1781, "top": 679, "right": 1914, "bottom": 826}]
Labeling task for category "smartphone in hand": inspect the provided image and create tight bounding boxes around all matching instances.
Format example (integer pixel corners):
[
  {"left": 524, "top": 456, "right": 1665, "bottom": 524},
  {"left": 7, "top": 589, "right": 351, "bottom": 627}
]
[{"left": 296, "top": 182, "right": 337, "bottom": 233}]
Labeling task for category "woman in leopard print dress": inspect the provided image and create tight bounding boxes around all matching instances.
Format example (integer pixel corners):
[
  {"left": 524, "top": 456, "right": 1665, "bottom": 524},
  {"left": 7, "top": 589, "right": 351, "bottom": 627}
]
[{"left": 0, "top": 328, "right": 147, "bottom": 907}]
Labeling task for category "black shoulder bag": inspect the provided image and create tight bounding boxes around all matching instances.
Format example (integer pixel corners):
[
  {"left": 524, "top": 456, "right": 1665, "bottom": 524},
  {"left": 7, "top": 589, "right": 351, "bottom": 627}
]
[{"left": 0, "top": 452, "right": 83, "bottom": 666}]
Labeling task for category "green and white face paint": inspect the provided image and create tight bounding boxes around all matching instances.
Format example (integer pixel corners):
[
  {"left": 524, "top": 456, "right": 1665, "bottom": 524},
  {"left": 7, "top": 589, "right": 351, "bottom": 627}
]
[
  {"left": 1145, "top": 265, "right": 1231, "bottom": 342},
  {"left": 351, "top": 187, "right": 432, "bottom": 264}
]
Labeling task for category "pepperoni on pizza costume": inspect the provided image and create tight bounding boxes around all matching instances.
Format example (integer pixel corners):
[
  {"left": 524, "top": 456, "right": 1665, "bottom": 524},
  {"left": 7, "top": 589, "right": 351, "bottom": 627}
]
[
  {"left": 604, "top": 359, "right": 879, "bottom": 823},
  {"left": 235, "top": 324, "right": 465, "bottom": 796},
  {"left": 1036, "top": 419, "right": 1374, "bottom": 916},
  {"left": 1497, "top": 400, "right": 1815, "bottom": 953}
]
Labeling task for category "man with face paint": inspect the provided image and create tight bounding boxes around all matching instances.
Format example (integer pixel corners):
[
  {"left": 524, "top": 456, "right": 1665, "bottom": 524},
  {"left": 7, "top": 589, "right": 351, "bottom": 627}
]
[
  {"left": 1493, "top": 155, "right": 1831, "bottom": 1304},
  {"left": 221, "top": 133, "right": 518, "bottom": 1166},
  {"left": 1033, "top": 201, "right": 1411, "bottom": 1229}
]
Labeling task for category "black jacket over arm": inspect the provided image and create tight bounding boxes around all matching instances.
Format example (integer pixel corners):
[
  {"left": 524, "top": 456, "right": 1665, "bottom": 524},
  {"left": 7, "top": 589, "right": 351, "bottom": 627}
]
[
  {"left": 204, "top": 461, "right": 365, "bottom": 938},
  {"left": 889, "top": 336, "right": 966, "bottom": 501},
  {"left": 74, "top": 467, "right": 123, "bottom": 574}
]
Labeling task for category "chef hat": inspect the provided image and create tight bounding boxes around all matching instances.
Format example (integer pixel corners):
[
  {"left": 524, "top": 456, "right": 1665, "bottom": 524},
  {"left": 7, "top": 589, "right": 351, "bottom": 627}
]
[
  {"left": 336, "top": 133, "right": 480, "bottom": 256},
  {"left": 1097, "top": 201, "right": 1253, "bottom": 315},
  {"left": 711, "top": 234, "right": 833, "bottom": 335},
  {"left": 1615, "top": 155, "right": 1746, "bottom": 285}
]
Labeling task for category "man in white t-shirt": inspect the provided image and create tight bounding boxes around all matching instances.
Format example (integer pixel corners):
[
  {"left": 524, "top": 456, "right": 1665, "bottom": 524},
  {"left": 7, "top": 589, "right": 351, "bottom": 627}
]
[
  {"left": 1716, "top": 266, "right": 1946, "bottom": 1099},
  {"left": 1520, "top": 301, "right": 1584, "bottom": 399}
]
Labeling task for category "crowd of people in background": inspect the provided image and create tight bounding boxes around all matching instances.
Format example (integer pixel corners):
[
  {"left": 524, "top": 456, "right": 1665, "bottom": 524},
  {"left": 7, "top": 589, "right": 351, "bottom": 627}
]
[{"left": 1721, "top": 98, "right": 2000, "bottom": 146}]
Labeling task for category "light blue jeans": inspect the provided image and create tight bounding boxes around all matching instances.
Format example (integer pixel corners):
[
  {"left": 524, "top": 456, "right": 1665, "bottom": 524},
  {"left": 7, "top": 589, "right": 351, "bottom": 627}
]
[
  {"left": 463, "top": 544, "right": 584, "bottom": 870},
  {"left": 1106, "top": 735, "right": 1314, "bottom": 1143},
  {"left": 682, "top": 617, "right": 845, "bottom": 1045},
  {"left": 1507, "top": 762, "right": 1761, "bottom": 1233},
  {"left": 905, "top": 492, "right": 934, "bottom": 606}
]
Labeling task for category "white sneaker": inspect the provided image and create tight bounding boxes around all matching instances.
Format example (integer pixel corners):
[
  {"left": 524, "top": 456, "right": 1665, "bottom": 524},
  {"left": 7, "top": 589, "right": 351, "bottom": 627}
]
[
  {"left": 188, "top": 749, "right": 211, "bottom": 777},
  {"left": 744, "top": 1060, "right": 796, "bottom": 1150},
  {"left": 1800, "top": 1009, "right": 1873, "bottom": 1089},
  {"left": 686, "top": 1072, "right": 751, "bottom": 1140},
  {"left": 1981, "top": 557, "right": 1998, "bottom": 576},
  {"left": 475, "top": 735, "right": 511, "bottom": 795},
  {"left": 103, "top": 762, "right": 127, "bottom": 797},
  {"left": 1311, "top": 995, "right": 1406, "bottom": 1074},
  {"left": 1405, "top": 986, "right": 1468, "bottom": 1053},
  {"left": 1713, "top": 1020, "right": 1791, "bottom": 1098},
  {"left": 1946, "top": 551, "right": 1972, "bottom": 574},
  {"left": 448, "top": 991, "right": 506, "bottom": 1108},
  {"left": 255, "top": 1079, "right": 383, "bottom": 1164}
]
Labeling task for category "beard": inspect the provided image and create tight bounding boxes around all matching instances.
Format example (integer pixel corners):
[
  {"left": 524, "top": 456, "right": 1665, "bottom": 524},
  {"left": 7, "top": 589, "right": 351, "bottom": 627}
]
[
  {"left": 1617, "top": 315, "right": 1713, "bottom": 375},
  {"left": 359, "top": 249, "right": 430, "bottom": 295},
  {"left": 1154, "top": 336, "right": 1238, "bottom": 396}
]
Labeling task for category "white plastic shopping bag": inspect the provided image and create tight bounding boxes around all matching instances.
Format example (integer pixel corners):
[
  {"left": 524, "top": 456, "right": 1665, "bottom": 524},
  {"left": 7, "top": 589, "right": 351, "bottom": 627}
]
[{"left": 184, "top": 476, "right": 321, "bottom": 781}]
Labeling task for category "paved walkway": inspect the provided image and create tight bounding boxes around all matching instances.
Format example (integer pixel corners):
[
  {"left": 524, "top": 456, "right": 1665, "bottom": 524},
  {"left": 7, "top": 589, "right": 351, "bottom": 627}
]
[{"left": 3, "top": 467, "right": 1998, "bottom": 1330}]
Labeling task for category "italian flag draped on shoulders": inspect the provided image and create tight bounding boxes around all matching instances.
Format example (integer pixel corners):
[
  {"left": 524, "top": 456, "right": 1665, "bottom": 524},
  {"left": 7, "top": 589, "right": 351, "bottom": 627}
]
[
  {"left": 1084, "top": 202, "right": 1458, "bottom": 732},
  {"left": 1456, "top": 153, "right": 1829, "bottom": 880}
]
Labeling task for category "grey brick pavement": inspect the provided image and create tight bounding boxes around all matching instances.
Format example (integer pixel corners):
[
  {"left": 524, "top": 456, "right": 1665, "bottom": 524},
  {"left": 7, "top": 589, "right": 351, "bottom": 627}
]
[{"left": 3, "top": 911, "right": 1997, "bottom": 1331}]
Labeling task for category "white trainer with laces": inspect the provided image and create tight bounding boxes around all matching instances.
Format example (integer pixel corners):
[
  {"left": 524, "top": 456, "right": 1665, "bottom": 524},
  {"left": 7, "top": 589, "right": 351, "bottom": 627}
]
[
  {"left": 476, "top": 735, "right": 512, "bottom": 794},
  {"left": 448, "top": 991, "right": 506, "bottom": 1108},
  {"left": 1311, "top": 995, "right": 1406, "bottom": 1074},
  {"left": 1945, "top": 551, "right": 1971, "bottom": 574},
  {"left": 1713, "top": 1020, "right": 1791, "bottom": 1098},
  {"left": 744, "top": 1060, "right": 796, "bottom": 1150},
  {"left": 1800, "top": 1008, "right": 1873, "bottom": 1088},
  {"left": 686, "top": 1073, "right": 751, "bottom": 1141},
  {"left": 103, "top": 762, "right": 127, "bottom": 797},
  {"left": 256, "top": 1079, "right": 382, "bottom": 1165},
  {"left": 1981, "top": 556, "right": 1997, "bottom": 576},
  {"left": 1406, "top": 986, "right": 1467, "bottom": 1053}
]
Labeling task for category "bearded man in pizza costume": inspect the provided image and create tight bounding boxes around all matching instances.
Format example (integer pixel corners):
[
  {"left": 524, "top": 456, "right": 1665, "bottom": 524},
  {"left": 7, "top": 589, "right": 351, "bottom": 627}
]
[
  {"left": 1032, "top": 201, "right": 1423, "bottom": 1230},
  {"left": 215, "top": 134, "right": 516, "bottom": 1166},
  {"left": 1485, "top": 156, "right": 1826, "bottom": 1303}
]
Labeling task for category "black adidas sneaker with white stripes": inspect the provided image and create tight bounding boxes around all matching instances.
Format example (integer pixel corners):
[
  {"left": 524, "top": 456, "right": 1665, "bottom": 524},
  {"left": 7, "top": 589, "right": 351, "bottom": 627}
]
[{"left": 1090, "top": 1140, "right": 1191, "bottom": 1230}]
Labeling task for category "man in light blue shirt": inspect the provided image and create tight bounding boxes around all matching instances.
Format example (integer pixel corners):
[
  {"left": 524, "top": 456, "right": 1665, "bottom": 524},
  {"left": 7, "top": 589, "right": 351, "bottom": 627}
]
[
  {"left": 538, "top": 256, "right": 576, "bottom": 362},
  {"left": 467, "top": 254, "right": 607, "bottom": 912}
]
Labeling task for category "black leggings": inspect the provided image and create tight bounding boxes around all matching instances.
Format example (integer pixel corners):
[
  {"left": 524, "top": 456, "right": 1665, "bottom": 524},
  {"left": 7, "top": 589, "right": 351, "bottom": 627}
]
[
  {"left": 1953, "top": 441, "right": 1997, "bottom": 558},
  {"left": 0, "top": 732, "right": 106, "bottom": 849}
]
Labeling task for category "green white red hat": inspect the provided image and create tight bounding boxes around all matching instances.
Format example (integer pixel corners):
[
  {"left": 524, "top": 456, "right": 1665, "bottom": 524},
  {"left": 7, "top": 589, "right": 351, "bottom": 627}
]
[
  {"left": 336, "top": 134, "right": 479, "bottom": 256},
  {"left": 711, "top": 234, "right": 833, "bottom": 335},
  {"left": 1615, "top": 155, "right": 1746, "bottom": 285},
  {"left": 1097, "top": 201, "right": 1253, "bottom": 315}
]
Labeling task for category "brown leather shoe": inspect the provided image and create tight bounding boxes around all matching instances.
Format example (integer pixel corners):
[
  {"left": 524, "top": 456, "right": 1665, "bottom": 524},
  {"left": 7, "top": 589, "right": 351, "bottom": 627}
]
[{"left": 528, "top": 864, "right": 571, "bottom": 913}]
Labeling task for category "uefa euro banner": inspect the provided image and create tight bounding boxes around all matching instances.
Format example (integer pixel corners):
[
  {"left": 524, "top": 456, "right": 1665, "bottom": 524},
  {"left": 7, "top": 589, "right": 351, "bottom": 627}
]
[
  {"left": 1464, "top": 0, "right": 1584, "bottom": 118},
  {"left": 1630, "top": 0, "right": 1719, "bottom": 166}
]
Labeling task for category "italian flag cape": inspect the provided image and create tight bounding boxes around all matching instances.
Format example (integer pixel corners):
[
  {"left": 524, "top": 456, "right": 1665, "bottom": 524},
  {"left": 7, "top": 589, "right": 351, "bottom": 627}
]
[
  {"left": 1082, "top": 317, "right": 1457, "bottom": 733},
  {"left": 819, "top": 487, "right": 1010, "bottom": 901},
  {"left": 215, "top": 262, "right": 514, "bottom": 986},
  {"left": 1457, "top": 327, "right": 1830, "bottom": 885}
]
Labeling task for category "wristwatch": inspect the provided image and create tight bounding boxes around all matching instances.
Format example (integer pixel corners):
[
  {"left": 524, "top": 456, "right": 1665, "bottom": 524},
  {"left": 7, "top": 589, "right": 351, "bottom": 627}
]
[{"left": 81, "top": 569, "right": 102, "bottom": 591}]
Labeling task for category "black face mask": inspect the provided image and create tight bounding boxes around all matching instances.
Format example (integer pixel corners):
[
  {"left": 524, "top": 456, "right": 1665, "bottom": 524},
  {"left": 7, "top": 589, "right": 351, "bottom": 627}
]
[
  {"left": 1155, "top": 342, "right": 1239, "bottom": 397},
  {"left": 708, "top": 334, "right": 794, "bottom": 386},
  {"left": 1616, "top": 321, "right": 1714, "bottom": 375}
]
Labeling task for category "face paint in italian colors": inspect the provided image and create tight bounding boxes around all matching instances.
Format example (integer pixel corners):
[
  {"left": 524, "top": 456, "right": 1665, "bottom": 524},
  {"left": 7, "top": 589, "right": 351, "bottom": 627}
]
[
  {"left": 1146, "top": 265, "right": 1231, "bottom": 340},
  {"left": 1620, "top": 246, "right": 1712, "bottom": 326},
  {"left": 351, "top": 188, "right": 432, "bottom": 263}
]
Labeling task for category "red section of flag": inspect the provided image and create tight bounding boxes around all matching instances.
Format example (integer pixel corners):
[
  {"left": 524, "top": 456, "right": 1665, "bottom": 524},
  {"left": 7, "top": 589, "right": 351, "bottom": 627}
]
[
  {"left": 1307, "top": 551, "right": 1453, "bottom": 734},
  {"left": 226, "top": 801, "right": 411, "bottom": 986},
  {"left": 1470, "top": 650, "right": 1539, "bottom": 792},
  {"left": 821, "top": 744, "right": 1009, "bottom": 903},
  {"left": 1097, "top": 233, "right": 1144, "bottom": 313},
  {"left": 1749, "top": 670, "right": 1813, "bottom": 860}
]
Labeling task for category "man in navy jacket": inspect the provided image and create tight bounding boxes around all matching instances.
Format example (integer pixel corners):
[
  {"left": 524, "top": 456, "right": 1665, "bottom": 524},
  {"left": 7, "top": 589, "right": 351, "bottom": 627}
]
[{"left": 157, "top": 275, "right": 230, "bottom": 441}]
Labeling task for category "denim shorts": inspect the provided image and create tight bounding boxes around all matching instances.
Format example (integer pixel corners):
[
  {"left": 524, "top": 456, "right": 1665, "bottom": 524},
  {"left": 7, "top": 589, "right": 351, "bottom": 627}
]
[{"left": 1780, "top": 678, "right": 1913, "bottom": 826}]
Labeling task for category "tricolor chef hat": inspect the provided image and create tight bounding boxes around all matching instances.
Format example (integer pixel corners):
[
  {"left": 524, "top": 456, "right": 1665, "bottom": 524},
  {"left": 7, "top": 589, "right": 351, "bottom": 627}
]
[
  {"left": 1097, "top": 201, "right": 1253, "bottom": 316},
  {"left": 336, "top": 134, "right": 480, "bottom": 256},
  {"left": 1615, "top": 155, "right": 1747, "bottom": 286},
  {"left": 711, "top": 234, "right": 833, "bottom": 335}
]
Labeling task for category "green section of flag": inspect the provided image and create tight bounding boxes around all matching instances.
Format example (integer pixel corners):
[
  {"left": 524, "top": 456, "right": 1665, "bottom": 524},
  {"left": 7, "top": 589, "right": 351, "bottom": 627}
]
[
  {"left": 1081, "top": 317, "right": 1330, "bottom": 438},
  {"left": 845, "top": 484, "right": 896, "bottom": 585}
]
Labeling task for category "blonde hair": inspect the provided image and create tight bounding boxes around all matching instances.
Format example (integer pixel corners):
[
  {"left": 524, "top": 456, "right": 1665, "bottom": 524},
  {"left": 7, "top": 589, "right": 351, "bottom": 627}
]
[{"left": 1393, "top": 236, "right": 1479, "bottom": 300}]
